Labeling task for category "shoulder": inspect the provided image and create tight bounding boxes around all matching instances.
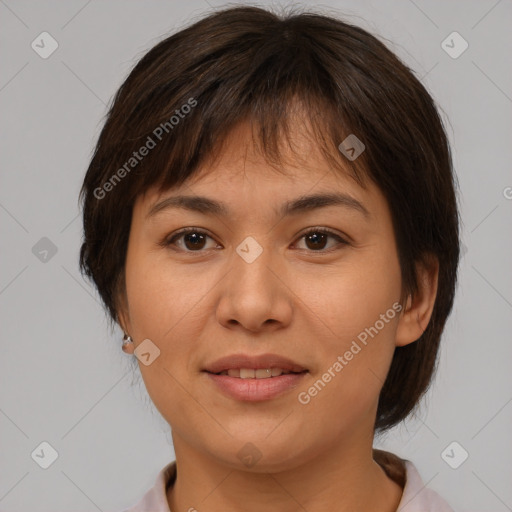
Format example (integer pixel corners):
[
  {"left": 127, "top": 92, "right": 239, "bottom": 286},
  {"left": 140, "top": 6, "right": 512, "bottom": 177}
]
[
  {"left": 374, "top": 449, "right": 454, "bottom": 511},
  {"left": 120, "top": 461, "right": 176, "bottom": 512},
  {"left": 397, "top": 459, "right": 454, "bottom": 512}
]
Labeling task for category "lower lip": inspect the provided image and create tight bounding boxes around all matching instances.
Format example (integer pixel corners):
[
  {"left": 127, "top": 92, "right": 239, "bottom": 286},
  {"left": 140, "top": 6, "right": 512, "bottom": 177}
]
[{"left": 205, "top": 372, "right": 308, "bottom": 401}]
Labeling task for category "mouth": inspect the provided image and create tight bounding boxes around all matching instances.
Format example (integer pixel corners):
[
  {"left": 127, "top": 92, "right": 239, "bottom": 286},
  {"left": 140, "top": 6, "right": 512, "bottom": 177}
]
[
  {"left": 203, "top": 353, "right": 308, "bottom": 376},
  {"left": 210, "top": 368, "right": 307, "bottom": 379},
  {"left": 202, "top": 353, "right": 308, "bottom": 401}
]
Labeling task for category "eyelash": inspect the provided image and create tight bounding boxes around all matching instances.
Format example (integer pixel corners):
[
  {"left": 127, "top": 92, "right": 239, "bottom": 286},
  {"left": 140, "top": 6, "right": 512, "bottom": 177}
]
[{"left": 161, "top": 227, "right": 349, "bottom": 254}]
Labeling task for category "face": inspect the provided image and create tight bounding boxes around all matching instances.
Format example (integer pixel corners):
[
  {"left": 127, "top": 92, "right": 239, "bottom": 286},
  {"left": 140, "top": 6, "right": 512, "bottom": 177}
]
[{"left": 120, "top": 121, "right": 405, "bottom": 472}]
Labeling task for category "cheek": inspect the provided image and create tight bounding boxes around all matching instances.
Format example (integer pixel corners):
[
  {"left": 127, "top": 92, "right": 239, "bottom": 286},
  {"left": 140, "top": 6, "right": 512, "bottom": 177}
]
[
  {"left": 295, "top": 312, "right": 401, "bottom": 440},
  {"left": 297, "top": 243, "right": 402, "bottom": 412},
  {"left": 124, "top": 243, "right": 209, "bottom": 338},
  {"left": 303, "top": 239, "right": 402, "bottom": 344},
  {"left": 123, "top": 250, "right": 211, "bottom": 426}
]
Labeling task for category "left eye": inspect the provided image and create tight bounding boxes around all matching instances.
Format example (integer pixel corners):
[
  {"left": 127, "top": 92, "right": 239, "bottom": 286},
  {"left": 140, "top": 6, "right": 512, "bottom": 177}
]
[
  {"left": 294, "top": 229, "right": 348, "bottom": 251},
  {"left": 163, "top": 228, "right": 348, "bottom": 253}
]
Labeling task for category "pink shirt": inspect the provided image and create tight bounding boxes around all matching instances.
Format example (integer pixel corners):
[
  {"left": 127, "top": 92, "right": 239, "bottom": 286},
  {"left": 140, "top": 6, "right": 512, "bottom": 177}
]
[{"left": 122, "top": 457, "right": 454, "bottom": 511}]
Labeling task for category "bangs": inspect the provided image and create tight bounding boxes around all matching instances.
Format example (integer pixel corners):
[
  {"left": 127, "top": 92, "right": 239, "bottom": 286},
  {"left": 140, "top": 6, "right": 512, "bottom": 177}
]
[
  {"left": 99, "top": 12, "right": 378, "bottom": 205},
  {"left": 156, "top": 100, "right": 367, "bottom": 198},
  {"left": 108, "top": 51, "right": 369, "bottom": 205}
]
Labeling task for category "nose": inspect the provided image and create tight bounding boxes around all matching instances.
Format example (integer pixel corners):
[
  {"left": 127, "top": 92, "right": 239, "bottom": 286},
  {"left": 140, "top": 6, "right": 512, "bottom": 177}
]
[{"left": 215, "top": 242, "right": 293, "bottom": 334}]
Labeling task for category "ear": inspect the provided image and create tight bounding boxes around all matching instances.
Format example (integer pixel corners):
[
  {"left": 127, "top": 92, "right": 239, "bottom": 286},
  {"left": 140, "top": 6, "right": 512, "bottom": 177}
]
[{"left": 395, "top": 255, "right": 439, "bottom": 347}]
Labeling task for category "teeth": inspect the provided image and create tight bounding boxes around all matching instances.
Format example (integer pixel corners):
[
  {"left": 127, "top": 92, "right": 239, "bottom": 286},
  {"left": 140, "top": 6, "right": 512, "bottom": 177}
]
[
  {"left": 255, "top": 369, "right": 272, "bottom": 379},
  {"left": 219, "top": 368, "right": 293, "bottom": 379}
]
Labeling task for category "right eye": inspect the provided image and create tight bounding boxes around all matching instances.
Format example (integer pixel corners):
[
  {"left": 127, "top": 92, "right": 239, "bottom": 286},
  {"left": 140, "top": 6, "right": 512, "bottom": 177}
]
[{"left": 162, "top": 228, "right": 221, "bottom": 252}]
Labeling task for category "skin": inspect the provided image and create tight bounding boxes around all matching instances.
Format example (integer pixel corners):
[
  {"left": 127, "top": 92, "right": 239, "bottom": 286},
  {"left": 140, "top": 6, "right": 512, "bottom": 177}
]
[{"left": 119, "top": 120, "right": 439, "bottom": 512}]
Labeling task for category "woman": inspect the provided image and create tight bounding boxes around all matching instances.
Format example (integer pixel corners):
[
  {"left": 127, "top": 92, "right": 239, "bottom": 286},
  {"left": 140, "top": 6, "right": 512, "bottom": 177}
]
[{"left": 80, "top": 6, "right": 459, "bottom": 511}]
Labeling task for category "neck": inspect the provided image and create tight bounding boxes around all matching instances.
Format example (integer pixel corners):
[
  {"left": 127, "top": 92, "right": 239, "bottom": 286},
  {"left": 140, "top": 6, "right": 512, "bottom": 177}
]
[{"left": 167, "top": 434, "right": 404, "bottom": 512}]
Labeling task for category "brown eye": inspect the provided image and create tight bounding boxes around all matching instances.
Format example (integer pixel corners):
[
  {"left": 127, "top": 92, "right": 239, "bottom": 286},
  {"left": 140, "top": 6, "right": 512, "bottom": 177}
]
[
  {"left": 305, "top": 231, "right": 328, "bottom": 250},
  {"left": 164, "top": 229, "right": 218, "bottom": 252},
  {"left": 295, "top": 229, "right": 348, "bottom": 252},
  {"left": 162, "top": 227, "right": 348, "bottom": 254},
  {"left": 182, "top": 232, "right": 207, "bottom": 250}
]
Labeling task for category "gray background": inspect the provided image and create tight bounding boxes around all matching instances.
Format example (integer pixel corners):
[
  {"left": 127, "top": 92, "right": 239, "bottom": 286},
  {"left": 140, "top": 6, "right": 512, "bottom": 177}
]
[{"left": 1, "top": 0, "right": 511, "bottom": 510}]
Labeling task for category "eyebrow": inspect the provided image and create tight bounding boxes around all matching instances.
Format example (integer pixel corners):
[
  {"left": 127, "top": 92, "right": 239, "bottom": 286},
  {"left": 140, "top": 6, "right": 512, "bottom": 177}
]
[{"left": 146, "top": 192, "right": 370, "bottom": 220}]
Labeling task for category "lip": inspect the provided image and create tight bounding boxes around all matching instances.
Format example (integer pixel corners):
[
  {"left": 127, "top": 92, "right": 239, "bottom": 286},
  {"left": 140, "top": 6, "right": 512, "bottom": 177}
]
[
  {"left": 202, "top": 353, "right": 308, "bottom": 402},
  {"left": 205, "top": 372, "right": 308, "bottom": 401},
  {"left": 203, "top": 353, "right": 307, "bottom": 374}
]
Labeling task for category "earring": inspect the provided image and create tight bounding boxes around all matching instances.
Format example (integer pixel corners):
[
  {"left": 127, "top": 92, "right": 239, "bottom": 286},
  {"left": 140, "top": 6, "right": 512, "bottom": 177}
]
[{"left": 122, "top": 333, "right": 134, "bottom": 353}]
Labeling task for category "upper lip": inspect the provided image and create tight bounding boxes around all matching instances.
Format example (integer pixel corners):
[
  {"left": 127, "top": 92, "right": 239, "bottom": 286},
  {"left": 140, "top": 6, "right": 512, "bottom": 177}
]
[{"left": 203, "top": 353, "right": 308, "bottom": 374}]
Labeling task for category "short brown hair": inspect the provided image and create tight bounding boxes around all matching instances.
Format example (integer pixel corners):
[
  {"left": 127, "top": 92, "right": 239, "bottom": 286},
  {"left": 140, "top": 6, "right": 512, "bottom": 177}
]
[{"left": 79, "top": 6, "right": 460, "bottom": 432}]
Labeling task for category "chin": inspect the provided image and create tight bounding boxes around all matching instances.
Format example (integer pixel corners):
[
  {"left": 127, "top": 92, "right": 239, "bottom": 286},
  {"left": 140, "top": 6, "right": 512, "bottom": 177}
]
[{"left": 206, "top": 435, "right": 316, "bottom": 474}]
